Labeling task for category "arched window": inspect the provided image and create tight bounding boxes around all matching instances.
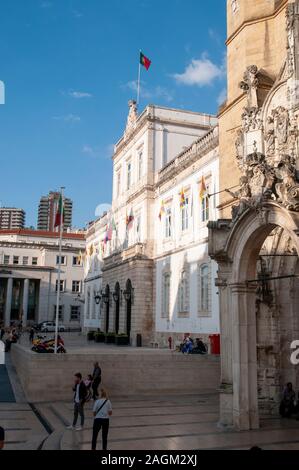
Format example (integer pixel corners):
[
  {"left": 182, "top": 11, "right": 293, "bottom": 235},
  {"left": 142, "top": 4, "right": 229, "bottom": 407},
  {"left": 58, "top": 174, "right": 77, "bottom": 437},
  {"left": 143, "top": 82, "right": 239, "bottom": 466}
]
[
  {"left": 198, "top": 263, "right": 210, "bottom": 315},
  {"left": 178, "top": 267, "right": 190, "bottom": 315},
  {"left": 162, "top": 272, "right": 171, "bottom": 319}
]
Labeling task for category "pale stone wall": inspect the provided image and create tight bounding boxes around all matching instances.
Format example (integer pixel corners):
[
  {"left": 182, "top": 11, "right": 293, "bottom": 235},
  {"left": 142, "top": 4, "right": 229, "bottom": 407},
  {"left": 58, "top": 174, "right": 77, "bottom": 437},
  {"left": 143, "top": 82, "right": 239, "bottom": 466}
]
[{"left": 11, "top": 344, "right": 220, "bottom": 402}]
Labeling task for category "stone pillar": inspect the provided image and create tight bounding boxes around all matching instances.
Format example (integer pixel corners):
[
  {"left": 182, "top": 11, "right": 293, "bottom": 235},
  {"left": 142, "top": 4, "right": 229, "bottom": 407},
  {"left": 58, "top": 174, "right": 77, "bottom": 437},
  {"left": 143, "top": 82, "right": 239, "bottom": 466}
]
[
  {"left": 231, "top": 282, "right": 259, "bottom": 431},
  {"left": 216, "top": 270, "right": 234, "bottom": 428},
  {"left": 22, "top": 279, "right": 29, "bottom": 326},
  {"left": 4, "top": 278, "right": 13, "bottom": 328}
]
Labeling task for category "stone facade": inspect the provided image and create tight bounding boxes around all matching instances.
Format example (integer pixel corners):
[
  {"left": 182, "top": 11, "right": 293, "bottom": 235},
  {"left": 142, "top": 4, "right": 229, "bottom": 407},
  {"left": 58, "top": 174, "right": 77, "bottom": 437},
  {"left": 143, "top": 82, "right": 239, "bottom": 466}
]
[
  {"left": 0, "top": 229, "right": 85, "bottom": 327},
  {"left": 84, "top": 104, "right": 219, "bottom": 347},
  {"left": 209, "top": 0, "right": 299, "bottom": 431}
]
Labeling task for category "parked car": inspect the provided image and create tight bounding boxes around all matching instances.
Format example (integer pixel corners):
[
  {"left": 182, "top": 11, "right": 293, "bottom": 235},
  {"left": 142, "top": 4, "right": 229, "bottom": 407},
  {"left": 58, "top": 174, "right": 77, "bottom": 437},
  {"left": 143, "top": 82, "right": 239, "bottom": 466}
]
[{"left": 40, "top": 322, "right": 66, "bottom": 333}]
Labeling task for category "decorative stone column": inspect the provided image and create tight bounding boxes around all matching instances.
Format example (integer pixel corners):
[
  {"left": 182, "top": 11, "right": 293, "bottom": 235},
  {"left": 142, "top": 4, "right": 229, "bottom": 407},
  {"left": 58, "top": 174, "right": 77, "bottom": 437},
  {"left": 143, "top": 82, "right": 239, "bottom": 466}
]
[
  {"left": 22, "top": 279, "right": 29, "bottom": 326},
  {"left": 4, "top": 278, "right": 13, "bottom": 328},
  {"left": 231, "top": 282, "right": 259, "bottom": 431},
  {"left": 216, "top": 269, "right": 234, "bottom": 428}
]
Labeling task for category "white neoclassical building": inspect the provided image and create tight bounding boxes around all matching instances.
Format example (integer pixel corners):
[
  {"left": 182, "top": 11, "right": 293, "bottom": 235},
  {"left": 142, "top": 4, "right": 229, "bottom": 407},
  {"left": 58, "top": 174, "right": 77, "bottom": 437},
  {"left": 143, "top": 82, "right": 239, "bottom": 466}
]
[
  {"left": 84, "top": 102, "right": 220, "bottom": 346},
  {"left": 0, "top": 229, "right": 85, "bottom": 328},
  {"left": 154, "top": 127, "right": 220, "bottom": 345}
]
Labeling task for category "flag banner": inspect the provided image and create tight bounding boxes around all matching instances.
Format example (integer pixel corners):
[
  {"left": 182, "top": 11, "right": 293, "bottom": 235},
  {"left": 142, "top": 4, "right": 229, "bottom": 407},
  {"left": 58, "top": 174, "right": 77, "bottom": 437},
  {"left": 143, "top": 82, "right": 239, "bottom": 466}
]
[
  {"left": 54, "top": 194, "right": 64, "bottom": 228},
  {"left": 126, "top": 209, "right": 134, "bottom": 229},
  {"left": 159, "top": 201, "right": 165, "bottom": 220},
  {"left": 199, "top": 175, "right": 207, "bottom": 201},
  {"left": 140, "top": 51, "right": 152, "bottom": 71},
  {"left": 180, "top": 189, "right": 186, "bottom": 209}
]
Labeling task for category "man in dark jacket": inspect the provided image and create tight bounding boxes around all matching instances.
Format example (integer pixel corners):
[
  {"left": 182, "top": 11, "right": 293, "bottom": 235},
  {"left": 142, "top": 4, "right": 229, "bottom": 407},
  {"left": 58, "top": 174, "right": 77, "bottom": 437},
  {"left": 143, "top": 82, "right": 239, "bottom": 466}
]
[
  {"left": 67, "top": 373, "right": 87, "bottom": 431},
  {"left": 0, "top": 426, "right": 4, "bottom": 450},
  {"left": 92, "top": 362, "right": 102, "bottom": 400}
]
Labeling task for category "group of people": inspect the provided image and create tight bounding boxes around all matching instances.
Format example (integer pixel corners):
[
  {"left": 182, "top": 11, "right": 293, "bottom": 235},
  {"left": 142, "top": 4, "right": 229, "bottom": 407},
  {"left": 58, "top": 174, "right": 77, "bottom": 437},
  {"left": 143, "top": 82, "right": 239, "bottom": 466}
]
[
  {"left": 279, "top": 382, "right": 299, "bottom": 420},
  {"left": 180, "top": 336, "right": 208, "bottom": 355},
  {"left": 0, "top": 325, "right": 21, "bottom": 352},
  {"left": 68, "top": 361, "right": 112, "bottom": 450}
]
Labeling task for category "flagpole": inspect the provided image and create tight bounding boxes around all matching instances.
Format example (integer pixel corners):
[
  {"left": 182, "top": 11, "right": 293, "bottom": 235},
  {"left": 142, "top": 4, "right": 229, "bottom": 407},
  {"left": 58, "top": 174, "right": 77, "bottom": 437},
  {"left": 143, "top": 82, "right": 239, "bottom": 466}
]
[
  {"left": 137, "top": 50, "right": 141, "bottom": 106},
  {"left": 54, "top": 186, "right": 65, "bottom": 355}
]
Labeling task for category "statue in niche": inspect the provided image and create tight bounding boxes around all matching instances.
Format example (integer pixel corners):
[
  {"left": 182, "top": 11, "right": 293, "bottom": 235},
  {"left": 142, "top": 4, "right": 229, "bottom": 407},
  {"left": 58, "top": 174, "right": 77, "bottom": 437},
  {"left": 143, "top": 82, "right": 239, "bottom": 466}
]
[
  {"left": 265, "top": 116, "right": 275, "bottom": 156},
  {"left": 274, "top": 107, "right": 289, "bottom": 146}
]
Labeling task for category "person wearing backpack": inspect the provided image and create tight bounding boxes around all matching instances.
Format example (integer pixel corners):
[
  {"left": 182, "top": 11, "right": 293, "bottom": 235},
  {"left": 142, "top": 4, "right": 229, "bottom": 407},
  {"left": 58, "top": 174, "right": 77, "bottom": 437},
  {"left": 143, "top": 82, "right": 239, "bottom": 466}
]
[
  {"left": 91, "top": 388, "right": 112, "bottom": 450},
  {"left": 67, "top": 372, "right": 87, "bottom": 431}
]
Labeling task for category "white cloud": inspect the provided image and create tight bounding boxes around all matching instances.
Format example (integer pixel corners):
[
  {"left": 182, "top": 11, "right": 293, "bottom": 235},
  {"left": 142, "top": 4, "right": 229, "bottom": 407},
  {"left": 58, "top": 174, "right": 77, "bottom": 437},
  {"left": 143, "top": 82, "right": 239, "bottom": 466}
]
[
  {"left": 53, "top": 114, "right": 81, "bottom": 123},
  {"left": 82, "top": 144, "right": 114, "bottom": 159},
  {"left": 68, "top": 90, "right": 93, "bottom": 99},
  {"left": 122, "top": 81, "right": 173, "bottom": 103},
  {"left": 173, "top": 54, "right": 224, "bottom": 87},
  {"left": 40, "top": 1, "right": 53, "bottom": 8}
]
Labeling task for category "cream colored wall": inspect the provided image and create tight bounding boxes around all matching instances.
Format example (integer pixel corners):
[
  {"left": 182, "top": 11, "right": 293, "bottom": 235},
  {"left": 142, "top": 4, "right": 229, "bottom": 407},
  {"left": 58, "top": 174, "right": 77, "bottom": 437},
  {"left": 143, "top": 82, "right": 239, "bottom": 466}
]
[{"left": 219, "top": 0, "right": 289, "bottom": 216}]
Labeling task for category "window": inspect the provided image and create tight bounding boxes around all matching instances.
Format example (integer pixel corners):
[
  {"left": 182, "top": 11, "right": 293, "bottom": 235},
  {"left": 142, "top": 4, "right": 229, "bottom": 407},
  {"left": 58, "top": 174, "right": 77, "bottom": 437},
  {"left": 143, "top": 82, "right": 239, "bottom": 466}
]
[
  {"left": 23, "top": 256, "right": 29, "bottom": 266},
  {"left": 127, "top": 161, "right": 132, "bottom": 190},
  {"left": 165, "top": 207, "right": 172, "bottom": 239},
  {"left": 201, "top": 192, "right": 210, "bottom": 222},
  {"left": 55, "top": 280, "right": 65, "bottom": 292},
  {"left": 136, "top": 214, "right": 141, "bottom": 243},
  {"left": 56, "top": 255, "right": 66, "bottom": 265},
  {"left": 53, "top": 305, "right": 64, "bottom": 321},
  {"left": 3, "top": 255, "right": 9, "bottom": 265},
  {"left": 198, "top": 264, "right": 210, "bottom": 316},
  {"left": 32, "top": 257, "right": 38, "bottom": 266},
  {"left": 178, "top": 268, "right": 190, "bottom": 315},
  {"left": 72, "top": 281, "right": 81, "bottom": 293},
  {"left": 70, "top": 305, "right": 80, "bottom": 321},
  {"left": 181, "top": 197, "right": 189, "bottom": 232},
  {"left": 116, "top": 170, "right": 121, "bottom": 197},
  {"left": 138, "top": 150, "right": 143, "bottom": 180},
  {"left": 162, "top": 272, "right": 171, "bottom": 319},
  {"left": 13, "top": 256, "right": 19, "bottom": 265},
  {"left": 72, "top": 256, "right": 79, "bottom": 266}
]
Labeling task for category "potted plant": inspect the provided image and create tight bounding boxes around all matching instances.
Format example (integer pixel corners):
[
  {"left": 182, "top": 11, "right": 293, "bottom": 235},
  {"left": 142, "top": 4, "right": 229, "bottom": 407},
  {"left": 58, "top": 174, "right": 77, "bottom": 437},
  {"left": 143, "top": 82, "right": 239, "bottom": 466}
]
[
  {"left": 87, "top": 331, "right": 95, "bottom": 341},
  {"left": 115, "top": 334, "right": 129, "bottom": 346},
  {"left": 94, "top": 331, "right": 105, "bottom": 343},
  {"left": 104, "top": 332, "right": 116, "bottom": 344}
]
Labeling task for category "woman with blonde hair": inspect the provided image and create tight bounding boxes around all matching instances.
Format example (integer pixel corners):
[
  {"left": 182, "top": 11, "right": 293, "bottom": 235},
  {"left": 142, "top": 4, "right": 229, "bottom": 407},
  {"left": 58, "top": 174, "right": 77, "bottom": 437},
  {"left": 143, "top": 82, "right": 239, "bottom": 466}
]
[{"left": 92, "top": 388, "right": 112, "bottom": 450}]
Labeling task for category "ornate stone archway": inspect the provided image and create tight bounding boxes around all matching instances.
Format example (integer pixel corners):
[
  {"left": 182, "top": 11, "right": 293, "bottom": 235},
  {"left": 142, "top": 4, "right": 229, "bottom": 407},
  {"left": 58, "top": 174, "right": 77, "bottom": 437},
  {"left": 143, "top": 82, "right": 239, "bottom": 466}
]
[{"left": 209, "top": 203, "right": 299, "bottom": 430}]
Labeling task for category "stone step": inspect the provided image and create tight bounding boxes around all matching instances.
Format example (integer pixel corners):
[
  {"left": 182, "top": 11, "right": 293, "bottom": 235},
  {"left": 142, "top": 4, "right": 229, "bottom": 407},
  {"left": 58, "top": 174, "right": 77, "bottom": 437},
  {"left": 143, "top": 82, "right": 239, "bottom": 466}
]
[{"left": 42, "top": 431, "right": 64, "bottom": 450}]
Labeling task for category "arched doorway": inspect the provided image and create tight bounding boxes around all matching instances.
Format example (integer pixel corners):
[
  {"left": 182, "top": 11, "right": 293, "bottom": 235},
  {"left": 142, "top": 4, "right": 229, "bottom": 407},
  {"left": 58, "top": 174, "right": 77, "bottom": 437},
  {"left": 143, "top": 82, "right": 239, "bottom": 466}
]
[
  {"left": 104, "top": 285, "right": 110, "bottom": 334},
  {"left": 209, "top": 203, "right": 299, "bottom": 430},
  {"left": 124, "top": 280, "right": 133, "bottom": 340},
  {"left": 113, "top": 282, "right": 120, "bottom": 335}
]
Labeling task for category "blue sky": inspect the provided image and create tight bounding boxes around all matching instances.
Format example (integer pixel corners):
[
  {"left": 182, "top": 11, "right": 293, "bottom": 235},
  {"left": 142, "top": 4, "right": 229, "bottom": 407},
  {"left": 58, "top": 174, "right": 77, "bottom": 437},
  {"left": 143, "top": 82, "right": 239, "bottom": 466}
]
[{"left": 0, "top": 0, "right": 226, "bottom": 228}]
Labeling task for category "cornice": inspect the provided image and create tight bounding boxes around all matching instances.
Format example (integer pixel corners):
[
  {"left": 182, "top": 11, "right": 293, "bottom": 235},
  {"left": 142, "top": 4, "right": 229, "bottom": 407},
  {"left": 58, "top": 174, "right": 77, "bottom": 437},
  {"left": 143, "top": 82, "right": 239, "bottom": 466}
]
[{"left": 226, "top": 0, "right": 288, "bottom": 46}]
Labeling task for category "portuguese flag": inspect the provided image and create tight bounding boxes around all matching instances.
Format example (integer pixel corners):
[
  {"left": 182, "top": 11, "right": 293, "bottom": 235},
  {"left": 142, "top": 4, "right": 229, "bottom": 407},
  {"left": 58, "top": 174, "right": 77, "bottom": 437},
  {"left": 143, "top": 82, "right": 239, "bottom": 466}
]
[
  {"left": 54, "top": 194, "right": 64, "bottom": 228},
  {"left": 140, "top": 51, "right": 151, "bottom": 71}
]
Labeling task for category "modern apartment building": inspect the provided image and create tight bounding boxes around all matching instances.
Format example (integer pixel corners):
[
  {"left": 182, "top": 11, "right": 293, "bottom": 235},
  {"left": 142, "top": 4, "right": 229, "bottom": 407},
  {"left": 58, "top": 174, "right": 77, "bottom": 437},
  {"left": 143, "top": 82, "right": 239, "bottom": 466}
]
[
  {"left": 37, "top": 191, "right": 73, "bottom": 232},
  {"left": 0, "top": 208, "right": 25, "bottom": 230}
]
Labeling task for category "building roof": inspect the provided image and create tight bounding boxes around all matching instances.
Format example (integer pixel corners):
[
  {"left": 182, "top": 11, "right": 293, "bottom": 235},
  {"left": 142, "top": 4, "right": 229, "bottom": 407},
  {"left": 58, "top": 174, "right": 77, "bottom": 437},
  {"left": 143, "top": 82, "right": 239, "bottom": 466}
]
[{"left": 0, "top": 229, "right": 85, "bottom": 240}]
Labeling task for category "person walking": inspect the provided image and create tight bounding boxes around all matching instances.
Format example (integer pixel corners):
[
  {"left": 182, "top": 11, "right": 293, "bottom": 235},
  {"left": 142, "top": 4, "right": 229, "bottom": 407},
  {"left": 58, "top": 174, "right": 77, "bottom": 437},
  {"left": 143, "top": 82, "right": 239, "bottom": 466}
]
[
  {"left": 92, "top": 361, "right": 102, "bottom": 400},
  {"left": 29, "top": 327, "right": 35, "bottom": 344},
  {"left": 0, "top": 325, "right": 5, "bottom": 341},
  {"left": 0, "top": 425, "right": 4, "bottom": 450},
  {"left": 67, "top": 373, "right": 87, "bottom": 431},
  {"left": 91, "top": 388, "right": 112, "bottom": 451}
]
